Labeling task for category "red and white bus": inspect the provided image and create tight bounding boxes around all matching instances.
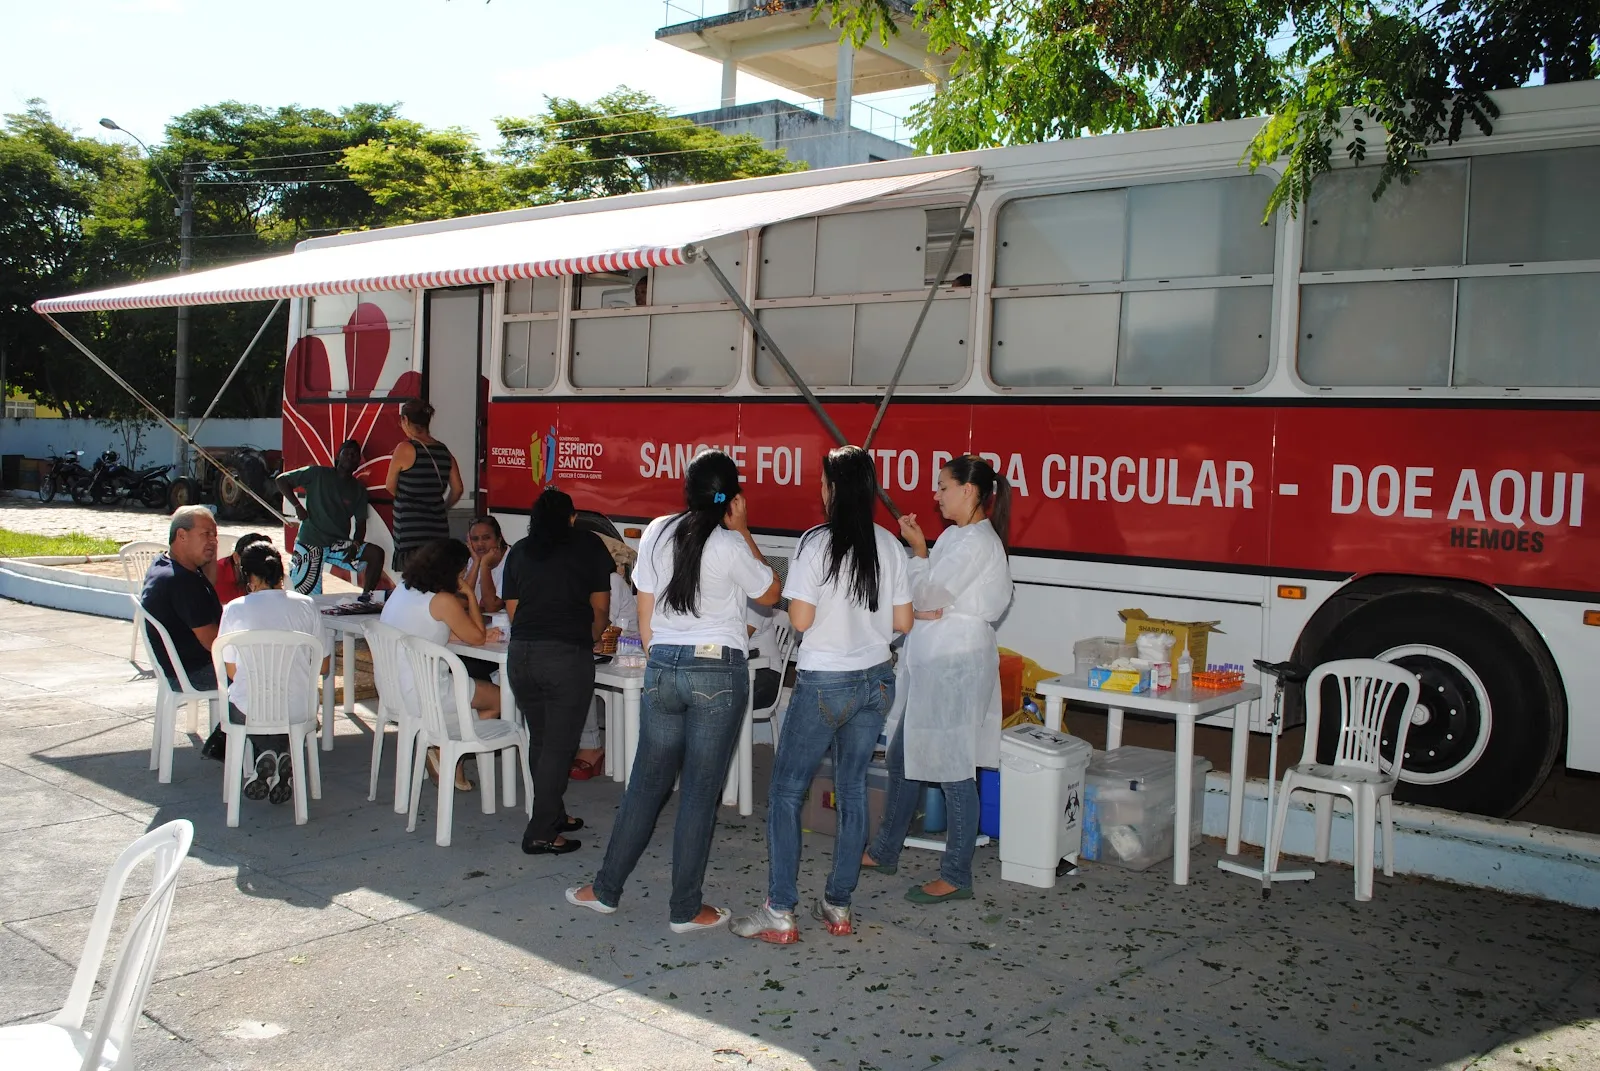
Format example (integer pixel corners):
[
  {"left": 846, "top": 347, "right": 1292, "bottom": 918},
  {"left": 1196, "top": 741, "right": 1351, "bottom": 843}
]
[{"left": 40, "top": 81, "right": 1598, "bottom": 819}]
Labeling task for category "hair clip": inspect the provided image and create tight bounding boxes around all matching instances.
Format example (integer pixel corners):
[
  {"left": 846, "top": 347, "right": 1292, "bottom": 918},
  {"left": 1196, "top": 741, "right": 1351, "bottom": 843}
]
[{"left": 713, "top": 492, "right": 727, "bottom": 504}]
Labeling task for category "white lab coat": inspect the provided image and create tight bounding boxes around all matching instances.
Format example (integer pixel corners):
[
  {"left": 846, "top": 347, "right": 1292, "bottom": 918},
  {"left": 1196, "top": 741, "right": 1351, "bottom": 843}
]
[{"left": 887, "top": 520, "right": 1013, "bottom": 783}]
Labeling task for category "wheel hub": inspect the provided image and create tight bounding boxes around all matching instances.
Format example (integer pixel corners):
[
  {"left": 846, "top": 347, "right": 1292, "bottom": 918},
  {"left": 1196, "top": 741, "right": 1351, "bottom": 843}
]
[{"left": 1376, "top": 644, "right": 1492, "bottom": 786}]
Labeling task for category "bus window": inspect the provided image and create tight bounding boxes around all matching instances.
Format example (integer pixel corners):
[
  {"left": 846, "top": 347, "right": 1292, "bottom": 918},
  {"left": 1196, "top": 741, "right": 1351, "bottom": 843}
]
[
  {"left": 647, "top": 311, "right": 742, "bottom": 386},
  {"left": 575, "top": 270, "right": 647, "bottom": 310},
  {"left": 1302, "top": 161, "right": 1466, "bottom": 272},
  {"left": 502, "top": 318, "right": 558, "bottom": 389},
  {"left": 990, "top": 176, "right": 1275, "bottom": 388},
  {"left": 504, "top": 277, "right": 560, "bottom": 315},
  {"left": 572, "top": 316, "right": 649, "bottom": 387},
  {"left": 852, "top": 300, "right": 969, "bottom": 386},
  {"left": 302, "top": 289, "right": 415, "bottom": 398},
  {"left": 1454, "top": 274, "right": 1600, "bottom": 387},
  {"left": 758, "top": 218, "right": 817, "bottom": 299},
  {"left": 653, "top": 235, "right": 743, "bottom": 305},
  {"left": 1297, "top": 280, "right": 1454, "bottom": 387},
  {"left": 756, "top": 305, "right": 854, "bottom": 386},
  {"left": 1467, "top": 146, "right": 1600, "bottom": 264}
]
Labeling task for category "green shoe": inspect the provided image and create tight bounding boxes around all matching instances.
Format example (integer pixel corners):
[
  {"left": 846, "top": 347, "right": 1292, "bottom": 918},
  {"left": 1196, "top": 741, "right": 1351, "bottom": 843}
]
[
  {"left": 860, "top": 862, "right": 897, "bottom": 876},
  {"left": 905, "top": 884, "right": 974, "bottom": 905}
]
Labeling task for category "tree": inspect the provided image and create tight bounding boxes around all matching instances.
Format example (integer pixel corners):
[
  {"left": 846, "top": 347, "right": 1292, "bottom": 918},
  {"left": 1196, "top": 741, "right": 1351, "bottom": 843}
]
[
  {"left": 827, "top": 0, "right": 1600, "bottom": 215},
  {"left": 496, "top": 87, "right": 805, "bottom": 203}
]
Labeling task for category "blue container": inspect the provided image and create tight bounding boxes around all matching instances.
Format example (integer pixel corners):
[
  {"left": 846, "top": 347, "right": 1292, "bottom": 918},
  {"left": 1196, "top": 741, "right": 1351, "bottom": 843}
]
[
  {"left": 978, "top": 768, "right": 1000, "bottom": 838},
  {"left": 921, "top": 785, "right": 947, "bottom": 834}
]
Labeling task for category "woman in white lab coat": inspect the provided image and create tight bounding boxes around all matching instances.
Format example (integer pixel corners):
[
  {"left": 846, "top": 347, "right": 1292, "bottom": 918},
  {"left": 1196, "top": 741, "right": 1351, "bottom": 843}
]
[{"left": 863, "top": 454, "right": 1013, "bottom": 903}]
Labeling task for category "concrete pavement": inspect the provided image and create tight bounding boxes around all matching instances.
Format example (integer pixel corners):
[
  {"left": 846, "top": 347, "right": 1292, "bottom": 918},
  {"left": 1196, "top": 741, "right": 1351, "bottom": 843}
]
[{"left": 1, "top": 600, "right": 1596, "bottom": 1070}]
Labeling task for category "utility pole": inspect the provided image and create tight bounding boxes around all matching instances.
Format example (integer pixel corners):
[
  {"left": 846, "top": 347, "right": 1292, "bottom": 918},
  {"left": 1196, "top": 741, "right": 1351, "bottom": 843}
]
[{"left": 174, "top": 161, "right": 195, "bottom": 471}]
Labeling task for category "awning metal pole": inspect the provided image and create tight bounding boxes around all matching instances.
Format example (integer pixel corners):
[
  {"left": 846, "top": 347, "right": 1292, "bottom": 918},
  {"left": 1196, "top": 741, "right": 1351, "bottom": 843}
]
[
  {"left": 39, "top": 312, "right": 288, "bottom": 524},
  {"left": 862, "top": 177, "right": 983, "bottom": 452},
  {"left": 189, "top": 299, "right": 284, "bottom": 440},
  {"left": 695, "top": 250, "right": 902, "bottom": 520}
]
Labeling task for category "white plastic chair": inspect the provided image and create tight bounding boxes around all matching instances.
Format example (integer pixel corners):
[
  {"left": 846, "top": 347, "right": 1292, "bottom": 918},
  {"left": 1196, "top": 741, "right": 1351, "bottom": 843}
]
[
  {"left": 363, "top": 620, "right": 422, "bottom": 813},
  {"left": 1264, "top": 659, "right": 1421, "bottom": 901},
  {"left": 212, "top": 630, "right": 324, "bottom": 827},
  {"left": 139, "top": 602, "right": 223, "bottom": 784},
  {"left": 402, "top": 634, "right": 533, "bottom": 847},
  {"left": 755, "top": 613, "right": 800, "bottom": 742},
  {"left": 0, "top": 819, "right": 193, "bottom": 1071},
  {"left": 119, "top": 541, "right": 166, "bottom": 667}
]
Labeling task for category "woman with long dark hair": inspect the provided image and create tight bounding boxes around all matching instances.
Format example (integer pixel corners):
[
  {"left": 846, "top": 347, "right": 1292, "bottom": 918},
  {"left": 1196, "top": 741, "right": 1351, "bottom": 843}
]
[
  {"left": 501, "top": 487, "right": 614, "bottom": 855},
  {"left": 567, "top": 450, "right": 780, "bottom": 933},
  {"left": 732, "top": 445, "right": 913, "bottom": 942},
  {"left": 863, "top": 454, "right": 1013, "bottom": 904}
]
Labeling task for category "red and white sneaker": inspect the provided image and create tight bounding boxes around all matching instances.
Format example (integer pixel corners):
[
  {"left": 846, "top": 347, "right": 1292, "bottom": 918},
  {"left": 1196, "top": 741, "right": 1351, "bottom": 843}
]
[
  {"left": 730, "top": 902, "right": 799, "bottom": 943},
  {"left": 811, "top": 899, "right": 853, "bottom": 936}
]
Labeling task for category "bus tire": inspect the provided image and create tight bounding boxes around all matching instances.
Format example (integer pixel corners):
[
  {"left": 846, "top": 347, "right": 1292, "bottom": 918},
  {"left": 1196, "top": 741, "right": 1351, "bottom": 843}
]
[{"left": 1316, "top": 586, "right": 1563, "bottom": 818}]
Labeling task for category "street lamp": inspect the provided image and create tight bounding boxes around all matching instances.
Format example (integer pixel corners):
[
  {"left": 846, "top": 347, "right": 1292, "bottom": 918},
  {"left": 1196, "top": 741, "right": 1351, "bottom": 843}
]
[{"left": 100, "top": 117, "right": 195, "bottom": 471}]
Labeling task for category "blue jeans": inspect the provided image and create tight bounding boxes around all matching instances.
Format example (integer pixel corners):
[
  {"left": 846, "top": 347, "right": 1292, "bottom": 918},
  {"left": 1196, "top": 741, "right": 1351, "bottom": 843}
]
[
  {"left": 592, "top": 644, "right": 748, "bottom": 924},
  {"left": 766, "top": 661, "right": 895, "bottom": 912},
  {"left": 868, "top": 725, "right": 981, "bottom": 890}
]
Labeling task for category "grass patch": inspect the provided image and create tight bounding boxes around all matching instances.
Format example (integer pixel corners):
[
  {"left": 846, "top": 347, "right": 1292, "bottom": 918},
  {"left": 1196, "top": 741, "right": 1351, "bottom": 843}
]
[{"left": 0, "top": 528, "right": 122, "bottom": 558}]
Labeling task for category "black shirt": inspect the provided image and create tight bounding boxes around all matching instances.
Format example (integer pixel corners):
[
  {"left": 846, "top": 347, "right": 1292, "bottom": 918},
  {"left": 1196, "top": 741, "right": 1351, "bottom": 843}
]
[
  {"left": 501, "top": 530, "right": 613, "bottom": 648},
  {"left": 140, "top": 553, "right": 222, "bottom": 679}
]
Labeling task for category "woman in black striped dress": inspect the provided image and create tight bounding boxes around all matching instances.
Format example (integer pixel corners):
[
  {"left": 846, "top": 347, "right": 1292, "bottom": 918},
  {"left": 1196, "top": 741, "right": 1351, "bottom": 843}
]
[{"left": 384, "top": 399, "right": 463, "bottom": 571}]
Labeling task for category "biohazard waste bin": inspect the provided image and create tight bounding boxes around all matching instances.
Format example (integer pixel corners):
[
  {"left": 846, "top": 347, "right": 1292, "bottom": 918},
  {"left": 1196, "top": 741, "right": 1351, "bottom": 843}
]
[{"left": 999, "top": 724, "right": 1092, "bottom": 889}]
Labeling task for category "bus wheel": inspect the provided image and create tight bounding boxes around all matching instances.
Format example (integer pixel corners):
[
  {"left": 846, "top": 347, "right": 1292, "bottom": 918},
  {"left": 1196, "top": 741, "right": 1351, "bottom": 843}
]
[{"left": 1317, "top": 587, "right": 1562, "bottom": 818}]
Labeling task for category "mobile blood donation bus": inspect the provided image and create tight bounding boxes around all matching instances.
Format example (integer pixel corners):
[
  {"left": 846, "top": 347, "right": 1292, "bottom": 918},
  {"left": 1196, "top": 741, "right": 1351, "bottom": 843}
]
[{"left": 35, "top": 80, "right": 1600, "bottom": 819}]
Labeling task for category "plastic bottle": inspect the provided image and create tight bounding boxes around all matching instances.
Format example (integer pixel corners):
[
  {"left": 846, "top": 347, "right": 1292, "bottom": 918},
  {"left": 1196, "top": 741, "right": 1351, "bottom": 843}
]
[
  {"left": 1177, "top": 649, "right": 1193, "bottom": 689},
  {"left": 921, "top": 785, "right": 947, "bottom": 835}
]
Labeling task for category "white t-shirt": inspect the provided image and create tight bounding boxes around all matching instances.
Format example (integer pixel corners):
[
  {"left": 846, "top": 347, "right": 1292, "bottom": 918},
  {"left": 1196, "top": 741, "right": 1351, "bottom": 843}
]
[
  {"left": 218, "top": 589, "right": 323, "bottom": 714},
  {"left": 634, "top": 514, "right": 774, "bottom": 654},
  {"left": 784, "top": 523, "right": 912, "bottom": 672},
  {"left": 747, "top": 601, "right": 781, "bottom": 663}
]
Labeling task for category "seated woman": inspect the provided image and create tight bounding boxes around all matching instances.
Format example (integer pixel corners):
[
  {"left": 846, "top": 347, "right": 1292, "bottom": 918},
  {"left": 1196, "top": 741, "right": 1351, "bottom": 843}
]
[
  {"left": 217, "top": 542, "right": 328, "bottom": 805},
  {"left": 208, "top": 531, "right": 272, "bottom": 606},
  {"left": 379, "top": 537, "right": 504, "bottom": 791}
]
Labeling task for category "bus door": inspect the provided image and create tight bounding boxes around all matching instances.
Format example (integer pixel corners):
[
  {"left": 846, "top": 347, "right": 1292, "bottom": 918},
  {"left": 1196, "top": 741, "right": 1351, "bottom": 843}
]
[{"left": 423, "top": 285, "right": 489, "bottom": 537}]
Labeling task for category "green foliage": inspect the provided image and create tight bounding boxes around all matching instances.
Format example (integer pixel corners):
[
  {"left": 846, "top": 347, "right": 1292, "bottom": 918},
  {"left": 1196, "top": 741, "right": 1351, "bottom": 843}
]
[
  {"left": 1, "top": 89, "right": 799, "bottom": 420},
  {"left": 825, "top": 0, "right": 1599, "bottom": 217},
  {"left": 496, "top": 87, "right": 804, "bottom": 203}
]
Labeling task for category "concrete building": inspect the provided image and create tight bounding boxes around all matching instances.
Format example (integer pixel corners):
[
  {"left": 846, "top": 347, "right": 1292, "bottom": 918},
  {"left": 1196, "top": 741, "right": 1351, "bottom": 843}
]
[{"left": 659, "top": 0, "right": 950, "bottom": 168}]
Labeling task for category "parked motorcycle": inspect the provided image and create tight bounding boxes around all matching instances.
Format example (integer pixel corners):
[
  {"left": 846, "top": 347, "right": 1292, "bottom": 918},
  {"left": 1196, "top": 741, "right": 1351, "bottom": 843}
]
[
  {"left": 37, "top": 450, "right": 88, "bottom": 503},
  {"left": 85, "top": 449, "right": 144, "bottom": 506},
  {"left": 132, "top": 463, "right": 173, "bottom": 509}
]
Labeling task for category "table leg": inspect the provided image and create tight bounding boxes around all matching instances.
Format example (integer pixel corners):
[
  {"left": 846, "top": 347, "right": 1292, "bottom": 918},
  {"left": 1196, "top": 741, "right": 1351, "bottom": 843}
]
[
  {"left": 1044, "top": 694, "right": 1064, "bottom": 732},
  {"left": 623, "top": 683, "right": 642, "bottom": 788},
  {"left": 1173, "top": 715, "right": 1195, "bottom": 885},
  {"left": 1106, "top": 707, "right": 1125, "bottom": 750},
  {"left": 330, "top": 630, "right": 354, "bottom": 751},
  {"left": 1226, "top": 700, "right": 1250, "bottom": 855},
  {"left": 500, "top": 666, "right": 517, "bottom": 809}
]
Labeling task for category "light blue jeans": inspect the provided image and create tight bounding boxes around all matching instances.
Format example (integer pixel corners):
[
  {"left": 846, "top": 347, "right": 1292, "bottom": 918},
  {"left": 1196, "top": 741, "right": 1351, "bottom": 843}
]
[
  {"left": 868, "top": 725, "right": 981, "bottom": 890},
  {"left": 764, "top": 661, "right": 895, "bottom": 912}
]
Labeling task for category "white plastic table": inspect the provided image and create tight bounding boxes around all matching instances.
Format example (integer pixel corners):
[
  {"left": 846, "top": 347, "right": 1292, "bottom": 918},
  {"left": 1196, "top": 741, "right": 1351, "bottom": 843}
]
[
  {"left": 312, "top": 595, "right": 378, "bottom": 752},
  {"left": 1035, "top": 675, "right": 1261, "bottom": 885}
]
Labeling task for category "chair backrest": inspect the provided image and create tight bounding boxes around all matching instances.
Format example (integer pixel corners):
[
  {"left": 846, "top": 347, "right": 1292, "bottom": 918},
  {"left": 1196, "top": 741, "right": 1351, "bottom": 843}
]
[
  {"left": 211, "top": 630, "right": 323, "bottom": 730},
  {"left": 54, "top": 818, "right": 194, "bottom": 1071},
  {"left": 754, "top": 620, "right": 800, "bottom": 719},
  {"left": 1300, "top": 658, "right": 1421, "bottom": 777},
  {"left": 119, "top": 541, "right": 166, "bottom": 589},
  {"left": 363, "top": 620, "right": 411, "bottom": 715},
  {"left": 399, "top": 633, "right": 479, "bottom": 743},
  {"left": 138, "top": 597, "right": 214, "bottom": 695}
]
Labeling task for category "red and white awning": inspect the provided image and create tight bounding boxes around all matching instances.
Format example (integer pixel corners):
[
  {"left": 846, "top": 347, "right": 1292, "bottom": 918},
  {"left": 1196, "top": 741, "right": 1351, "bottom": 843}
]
[{"left": 34, "top": 168, "right": 972, "bottom": 314}]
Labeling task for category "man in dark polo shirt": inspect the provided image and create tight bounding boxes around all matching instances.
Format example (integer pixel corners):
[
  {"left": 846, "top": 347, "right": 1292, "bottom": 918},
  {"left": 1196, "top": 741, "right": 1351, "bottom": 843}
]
[
  {"left": 277, "top": 439, "right": 386, "bottom": 597},
  {"left": 142, "top": 505, "right": 223, "bottom": 690}
]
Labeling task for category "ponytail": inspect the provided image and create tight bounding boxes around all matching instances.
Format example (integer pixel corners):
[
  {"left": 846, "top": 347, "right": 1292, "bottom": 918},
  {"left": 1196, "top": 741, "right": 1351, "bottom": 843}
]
[
  {"left": 944, "top": 454, "right": 1011, "bottom": 548},
  {"left": 661, "top": 450, "right": 742, "bottom": 615}
]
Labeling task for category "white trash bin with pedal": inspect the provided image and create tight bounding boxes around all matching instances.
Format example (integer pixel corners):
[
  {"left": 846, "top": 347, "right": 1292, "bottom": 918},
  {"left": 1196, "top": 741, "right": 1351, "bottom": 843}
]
[{"left": 999, "top": 724, "right": 1093, "bottom": 888}]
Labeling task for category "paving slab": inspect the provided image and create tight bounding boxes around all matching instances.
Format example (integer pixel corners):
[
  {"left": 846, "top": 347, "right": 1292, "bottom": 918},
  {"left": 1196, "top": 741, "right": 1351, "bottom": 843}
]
[{"left": 0, "top": 928, "right": 76, "bottom": 1025}]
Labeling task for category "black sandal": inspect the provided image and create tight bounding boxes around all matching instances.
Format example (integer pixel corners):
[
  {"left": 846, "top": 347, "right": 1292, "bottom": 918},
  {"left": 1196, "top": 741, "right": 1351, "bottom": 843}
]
[
  {"left": 522, "top": 838, "right": 581, "bottom": 856},
  {"left": 561, "top": 815, "right": 584, "bottom": 832}
]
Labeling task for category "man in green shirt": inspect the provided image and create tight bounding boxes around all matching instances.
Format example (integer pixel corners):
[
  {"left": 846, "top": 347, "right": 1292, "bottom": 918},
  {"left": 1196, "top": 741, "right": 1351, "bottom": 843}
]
[{"left": 277, "top": 440, "right": 386, "bottom": 597}]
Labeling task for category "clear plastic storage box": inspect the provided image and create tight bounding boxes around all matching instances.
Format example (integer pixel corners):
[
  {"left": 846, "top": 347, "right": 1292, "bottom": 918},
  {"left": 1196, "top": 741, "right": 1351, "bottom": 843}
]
[{"left": 1081, "top": 746, "right": 1212, "bottom": 871}]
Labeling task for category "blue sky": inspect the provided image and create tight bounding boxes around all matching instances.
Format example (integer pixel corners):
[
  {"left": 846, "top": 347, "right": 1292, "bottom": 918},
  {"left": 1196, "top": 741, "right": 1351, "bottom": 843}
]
[{"left": 3, "top": 0, "right": 930, "bottom": 148}]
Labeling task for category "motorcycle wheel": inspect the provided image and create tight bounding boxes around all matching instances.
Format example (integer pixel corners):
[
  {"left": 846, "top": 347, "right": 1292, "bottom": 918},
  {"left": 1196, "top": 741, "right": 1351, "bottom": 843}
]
[
  {"left": 140, "top": 479, "right": 170, "bottom": 510},
  {"left": 167, "top": 477, "right": 202, "bottom": 511},
  {"left": 70, "top": 478, "right": 95, "bottom": 505},
  {"left": 38, "top": 474, "right": 57, "bottom": 503}
]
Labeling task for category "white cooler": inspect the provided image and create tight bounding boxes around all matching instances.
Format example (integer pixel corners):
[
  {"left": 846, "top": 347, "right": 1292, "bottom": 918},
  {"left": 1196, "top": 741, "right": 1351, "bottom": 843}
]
[{"left": 998, "top": 724, "right": 1093, "bottom": 889}]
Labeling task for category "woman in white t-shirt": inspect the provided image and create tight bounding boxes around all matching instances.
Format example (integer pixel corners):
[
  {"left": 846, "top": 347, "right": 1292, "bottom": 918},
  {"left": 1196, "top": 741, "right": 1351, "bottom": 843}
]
[
  {"left": 217, "top": 543, "right": 328, "bottom": 806},
  {"left": 567, "top": 450, "right": 780, "bottom": 933},
  {"left": 731, "top": 445, "right": 913, "bottom": 943}
]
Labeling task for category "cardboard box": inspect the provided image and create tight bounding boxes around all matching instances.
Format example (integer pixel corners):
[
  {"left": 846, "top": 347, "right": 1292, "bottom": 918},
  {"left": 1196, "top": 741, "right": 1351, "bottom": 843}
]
[
  {"left": 801, "top": 756, "right": 891, "bottom": 837},
  {"left": 1088, "top": 666, "right": 1151, "bottom": 693},
  {"left": 1119, "top": 608, "right": 1222, "bottom": 669}
]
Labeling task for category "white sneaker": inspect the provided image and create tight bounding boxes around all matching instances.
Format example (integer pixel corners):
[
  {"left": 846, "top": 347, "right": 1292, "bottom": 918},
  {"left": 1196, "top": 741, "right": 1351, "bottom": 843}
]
[
  {"left": 731, "top": 902, "right": 800, "bottom": 944},
  {"left": 565, "top": 885, "right": 616, "bottom": 915},
  {"left": 668, "top": 906, "right": 730, "bottom": 934}
]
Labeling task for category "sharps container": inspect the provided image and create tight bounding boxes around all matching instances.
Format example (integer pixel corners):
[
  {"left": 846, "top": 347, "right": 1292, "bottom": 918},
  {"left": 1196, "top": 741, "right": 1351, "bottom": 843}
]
[{"left": 998, "top": 724, "right": 1093, "bottom": 889}]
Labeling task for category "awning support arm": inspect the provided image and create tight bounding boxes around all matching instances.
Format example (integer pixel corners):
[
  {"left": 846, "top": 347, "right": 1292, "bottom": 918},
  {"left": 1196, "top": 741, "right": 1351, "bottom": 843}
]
[
  {"left": 862, "top": 176, "right": 983, "bottom": 452},
  {"left": 38, "top": 312, "right": 289, "bottom": 525},
  {"left": 694, "top": 249, "right": 902, "bottom": 520},
  {"left": 189, "top": 300, "right": 284, "bottom": 441}
]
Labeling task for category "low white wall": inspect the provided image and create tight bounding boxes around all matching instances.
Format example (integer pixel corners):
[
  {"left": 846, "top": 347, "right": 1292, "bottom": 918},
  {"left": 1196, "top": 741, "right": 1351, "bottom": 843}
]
[{"left": 0, "top": 416, "right": 280, "bottom": 468}]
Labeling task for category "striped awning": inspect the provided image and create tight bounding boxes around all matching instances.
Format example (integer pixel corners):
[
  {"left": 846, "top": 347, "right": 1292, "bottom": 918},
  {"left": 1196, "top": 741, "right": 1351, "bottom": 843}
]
[{"left": 34, "top": 168, "right": 971, "bottom": 314}]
